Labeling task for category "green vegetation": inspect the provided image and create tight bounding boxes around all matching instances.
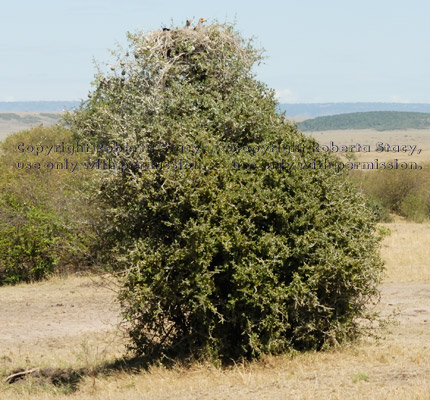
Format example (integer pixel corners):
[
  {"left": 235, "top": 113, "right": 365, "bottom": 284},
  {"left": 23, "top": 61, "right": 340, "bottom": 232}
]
[
  {"left": 352, "top": 371, "right": 370, "bottom": 383},
  {"left": 68, "top": 22, "right": 384, "bottom": 362},
  {"left": 298, "top": 111, "right": 430, "bottom": 131},
  {"left": 278, "top": 102, "right": 430, "bottom": 117},
  {"left": 0, "top": 125, "right": 97, "bottom": 285},
  {"left": 351, "top": 164, "right": 430, "bottom": 222}
]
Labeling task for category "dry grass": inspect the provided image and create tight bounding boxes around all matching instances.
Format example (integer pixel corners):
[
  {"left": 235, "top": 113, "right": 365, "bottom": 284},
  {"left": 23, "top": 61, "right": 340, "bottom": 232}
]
[
  {"left": 1, "top": 222, "right": 429, "bottom": 399},
  {"left": 380, "top": 219, "right": 430, "bottom": 283},
  {"left": 2, "top": 341, "right": 429, "bottom": 399}
]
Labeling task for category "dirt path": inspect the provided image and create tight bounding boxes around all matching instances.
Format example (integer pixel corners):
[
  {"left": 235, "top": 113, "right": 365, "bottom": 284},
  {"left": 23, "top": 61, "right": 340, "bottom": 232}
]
[
  {"left": 379, "top": 284, "right": 430, "bottom": 324},
  {"left": 0, "top": 275, "right": 120, "bottom": 358}
]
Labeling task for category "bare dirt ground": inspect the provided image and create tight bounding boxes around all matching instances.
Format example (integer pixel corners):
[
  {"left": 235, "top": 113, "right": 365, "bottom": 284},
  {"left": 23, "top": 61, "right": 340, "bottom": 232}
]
[
  {"left": 0, "top": 221, "right": 429, "bottom": 399},
  {"left": 0, "top": 275, "right": 120, "bottom": 360},
  {"left": 0, "top": 280, "right": 429, "bottom": 361}
]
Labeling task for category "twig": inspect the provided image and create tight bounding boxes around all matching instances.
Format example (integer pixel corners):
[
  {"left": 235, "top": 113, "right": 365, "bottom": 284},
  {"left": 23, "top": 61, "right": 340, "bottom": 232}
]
[{"left": 4, "top": 368, "right": 40, "bottom": 384}]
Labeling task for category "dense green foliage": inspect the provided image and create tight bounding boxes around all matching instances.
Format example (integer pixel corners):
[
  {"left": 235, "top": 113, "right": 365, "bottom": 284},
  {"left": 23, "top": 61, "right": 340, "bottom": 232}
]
[
  {"left": 0, "top": 126, "right": 97, "bottom": 284},
  {"left": 0, "top": 200, "right": 63, "bottom": 284},
  {"left": 298, "top": 111, "right": 430, "bottom": 131},
  {"left": 68, "top": 22, "right": 384, "bottom": 362}
]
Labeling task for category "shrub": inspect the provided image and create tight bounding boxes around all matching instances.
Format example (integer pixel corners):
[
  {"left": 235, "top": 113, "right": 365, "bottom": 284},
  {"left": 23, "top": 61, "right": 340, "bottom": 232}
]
[
  {"left": 400, "top": 190, "right": 430, "bottom": 222},
  {"left": 350, "top": 165, "right": 430, "bottom": 222},
  {"left": 364, "top": 196, "right": 392, "bottom": 223},
  {"left": 0, "top": 199, "right": 60, "bottom": 284},
  {"left": 0, "top": 125, "right": 98, "bottom": 284},
  {"left": 68, "top": 21, "right": 384, "bottom": 362}
]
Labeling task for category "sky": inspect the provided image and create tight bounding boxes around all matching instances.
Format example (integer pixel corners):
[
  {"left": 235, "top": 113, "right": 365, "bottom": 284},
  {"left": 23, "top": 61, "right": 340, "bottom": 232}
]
[{"left": 1, "top": 0, "right": 430, "bottom": 103}]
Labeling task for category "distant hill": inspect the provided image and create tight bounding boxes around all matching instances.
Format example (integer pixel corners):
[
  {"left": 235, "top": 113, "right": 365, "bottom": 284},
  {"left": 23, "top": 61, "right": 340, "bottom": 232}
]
[
  {"left": 0, "top": 101, "right": 80, "bottom": 112},
  {"left": 297, "top": 111, "right": 430, "bottom": 131},
  {"left": 0, "top": 112, "right": 63, "bottom": 141},
  {"left": 279, "top": 103, "right": 430, "bottom": 117}
]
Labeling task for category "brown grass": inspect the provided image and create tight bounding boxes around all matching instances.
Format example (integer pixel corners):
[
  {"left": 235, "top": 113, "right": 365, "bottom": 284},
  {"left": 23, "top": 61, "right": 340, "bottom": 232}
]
[{"left": 380, "top": 219, "right": 430, "bottom": 283}]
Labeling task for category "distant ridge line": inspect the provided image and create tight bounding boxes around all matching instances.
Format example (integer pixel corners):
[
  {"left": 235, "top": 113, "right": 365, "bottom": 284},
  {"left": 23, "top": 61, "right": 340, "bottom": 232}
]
[
  {"left": 278, "top": 102, "right": 430, "bottom": 117},
  {"left": 0, "top": 101, "right": 80, "bottom": 112}
]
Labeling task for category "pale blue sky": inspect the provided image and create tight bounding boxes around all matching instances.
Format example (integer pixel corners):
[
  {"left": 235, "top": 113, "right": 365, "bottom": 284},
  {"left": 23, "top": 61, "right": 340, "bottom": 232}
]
[{"left": 1, "top": 0, "right": 429, "bottom": 103}]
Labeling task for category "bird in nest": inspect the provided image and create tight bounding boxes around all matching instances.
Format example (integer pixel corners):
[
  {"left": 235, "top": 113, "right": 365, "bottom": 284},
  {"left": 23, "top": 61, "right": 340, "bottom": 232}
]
[{"left": 195, "top": 18, "right": 207, "bottom": 30}]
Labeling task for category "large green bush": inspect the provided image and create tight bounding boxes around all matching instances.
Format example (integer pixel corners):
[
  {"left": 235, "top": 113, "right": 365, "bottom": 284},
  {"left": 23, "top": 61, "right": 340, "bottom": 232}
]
[{"left": 68, "top": 22, "right": 384, "bottom": 361}]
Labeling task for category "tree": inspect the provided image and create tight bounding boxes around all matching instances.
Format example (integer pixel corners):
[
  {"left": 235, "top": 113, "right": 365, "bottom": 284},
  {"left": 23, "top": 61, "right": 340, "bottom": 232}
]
[{"left": 67, "top": 21, "right": 384, "bottom": 362}]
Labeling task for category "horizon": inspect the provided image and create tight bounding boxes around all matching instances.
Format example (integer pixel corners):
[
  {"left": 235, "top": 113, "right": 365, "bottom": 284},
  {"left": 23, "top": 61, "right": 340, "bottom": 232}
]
[{"left": 3, "top": 101, "right": 430, "bottom": 118}]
